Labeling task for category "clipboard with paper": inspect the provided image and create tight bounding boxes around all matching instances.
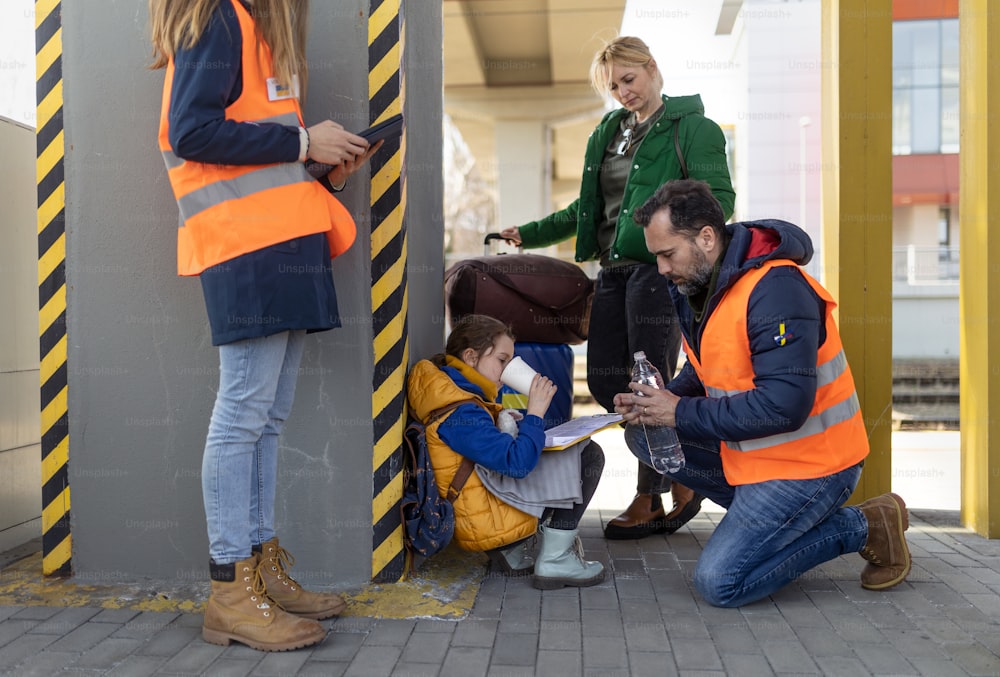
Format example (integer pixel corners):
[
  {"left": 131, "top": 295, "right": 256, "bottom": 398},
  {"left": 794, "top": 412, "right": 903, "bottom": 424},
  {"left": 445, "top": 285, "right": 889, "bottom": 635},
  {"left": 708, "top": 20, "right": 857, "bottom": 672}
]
[{"left": 543, "top": 413, "right": 622, "bottom": 451}]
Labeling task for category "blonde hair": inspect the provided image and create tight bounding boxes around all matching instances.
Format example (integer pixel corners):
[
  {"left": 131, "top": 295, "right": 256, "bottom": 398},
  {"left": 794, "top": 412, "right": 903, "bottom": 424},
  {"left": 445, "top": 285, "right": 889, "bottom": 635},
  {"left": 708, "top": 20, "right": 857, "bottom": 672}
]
[
  {"left": 149, "top": 0, "right": 309, "bottom": 96},
  {"left": 589, "top": 35, "right": 663, "bottom": 96}
]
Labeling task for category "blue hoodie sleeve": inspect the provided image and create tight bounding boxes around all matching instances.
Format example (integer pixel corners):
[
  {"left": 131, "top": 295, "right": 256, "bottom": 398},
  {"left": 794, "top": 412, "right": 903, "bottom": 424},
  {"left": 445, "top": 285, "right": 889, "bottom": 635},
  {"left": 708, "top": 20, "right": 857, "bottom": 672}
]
[
  {"left": 168, "top": 1, "right": 301, "bottom": 165},
  {"left": 436, "top": 404, "right": 547, "bottom": 478},
  {"left": 674, "top": 266, "right": 824, "bottom": 442}
]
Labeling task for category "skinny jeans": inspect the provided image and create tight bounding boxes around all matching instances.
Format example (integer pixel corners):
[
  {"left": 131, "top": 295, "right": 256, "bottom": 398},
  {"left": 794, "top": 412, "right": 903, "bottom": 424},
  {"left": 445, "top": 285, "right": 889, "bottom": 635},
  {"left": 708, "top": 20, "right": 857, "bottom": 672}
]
[{"left": 202, "top": 330, "right": 306, "bottom": 564}]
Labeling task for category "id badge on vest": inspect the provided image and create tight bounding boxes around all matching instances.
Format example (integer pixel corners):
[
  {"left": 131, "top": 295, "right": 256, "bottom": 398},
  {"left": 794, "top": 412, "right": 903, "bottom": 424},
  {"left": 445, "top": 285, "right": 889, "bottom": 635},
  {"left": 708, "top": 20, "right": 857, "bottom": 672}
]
[{"left": 266, "top": 75, "right": 299, "bottom": 101}]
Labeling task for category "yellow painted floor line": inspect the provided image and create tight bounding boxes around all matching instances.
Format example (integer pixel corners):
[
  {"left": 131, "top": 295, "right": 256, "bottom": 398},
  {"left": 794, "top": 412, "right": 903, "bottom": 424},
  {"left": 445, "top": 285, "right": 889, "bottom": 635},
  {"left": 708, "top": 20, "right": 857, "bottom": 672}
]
[{"left": 0, "top": 545, "right": 486, "bottom": 620}]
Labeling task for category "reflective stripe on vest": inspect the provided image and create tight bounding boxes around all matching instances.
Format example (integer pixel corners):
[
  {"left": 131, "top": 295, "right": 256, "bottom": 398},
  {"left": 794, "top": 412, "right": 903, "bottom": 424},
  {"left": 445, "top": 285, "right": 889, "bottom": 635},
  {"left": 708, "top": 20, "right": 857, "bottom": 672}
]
[
  {"left": 682, "top": 258, "right": 869, "bottom": 484},
  {"left": 175, "top": 159, "right": 312, "bottom": 225},
  {"left": 705, "top": 347, "right": 859, "bottom": 452},
  {"left": 727, "top": 390, "right": 861, "bottom": 452},
  {"left": 704, "top": 349, "right": 849, "bottom": 398},
  {"left": 160, "top": 112, "right": 298, "bottom": 172}
]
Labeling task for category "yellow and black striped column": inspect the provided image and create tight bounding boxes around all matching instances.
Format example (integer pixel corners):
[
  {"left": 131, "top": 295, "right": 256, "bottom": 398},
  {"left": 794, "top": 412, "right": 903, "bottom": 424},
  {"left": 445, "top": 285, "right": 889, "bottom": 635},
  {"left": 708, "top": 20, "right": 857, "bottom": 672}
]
[
  {"left": 35, "top": 0, "right": 71, "bottom": 576},
  {"left": 369, "top": 0, "right": 407, "bottom": 583}
]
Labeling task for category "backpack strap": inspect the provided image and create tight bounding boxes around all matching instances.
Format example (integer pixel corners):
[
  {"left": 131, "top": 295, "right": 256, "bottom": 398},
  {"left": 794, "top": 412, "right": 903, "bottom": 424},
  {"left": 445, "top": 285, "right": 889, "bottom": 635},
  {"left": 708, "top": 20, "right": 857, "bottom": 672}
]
[
  {"left": 446, "top": 460, "right": 476, "bottom": 503},
  {"left": 426, "top": 398, "right": 480, "bottom": 425},
  {"left": 674, "top": 121, "right": 689, "bottom": 179},
  {"left": 426, "top": 398, "right": 481, "bottom": 503}
]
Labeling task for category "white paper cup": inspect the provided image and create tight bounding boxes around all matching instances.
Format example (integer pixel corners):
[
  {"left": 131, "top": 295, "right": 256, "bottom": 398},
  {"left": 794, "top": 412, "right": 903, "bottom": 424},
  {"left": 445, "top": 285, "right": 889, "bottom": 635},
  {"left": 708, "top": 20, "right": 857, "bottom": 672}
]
[{"left": 500, "top": 356, "right": 539, "bottom": 394}]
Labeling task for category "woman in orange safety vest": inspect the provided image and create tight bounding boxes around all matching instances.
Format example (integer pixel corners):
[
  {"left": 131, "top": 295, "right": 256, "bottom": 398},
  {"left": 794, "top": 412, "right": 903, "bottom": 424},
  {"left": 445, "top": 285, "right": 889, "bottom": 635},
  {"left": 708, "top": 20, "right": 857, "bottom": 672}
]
[{"left": 150, "top": 0, "right": 381, "bottom": 652}]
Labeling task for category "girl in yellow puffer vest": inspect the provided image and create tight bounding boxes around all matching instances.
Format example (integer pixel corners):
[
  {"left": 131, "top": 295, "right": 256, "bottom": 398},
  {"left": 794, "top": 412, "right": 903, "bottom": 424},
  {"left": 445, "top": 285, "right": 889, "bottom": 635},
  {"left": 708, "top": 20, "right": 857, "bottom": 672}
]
[{"left": 407, "top": 315, "right": 607, "bottom": 589}]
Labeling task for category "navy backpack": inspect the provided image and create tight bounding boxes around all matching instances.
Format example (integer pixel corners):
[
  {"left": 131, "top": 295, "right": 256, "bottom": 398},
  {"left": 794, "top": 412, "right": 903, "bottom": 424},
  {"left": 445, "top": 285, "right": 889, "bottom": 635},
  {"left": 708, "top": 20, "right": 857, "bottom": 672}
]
[{"left": 401, "top": 400, "right": 476, "bottom": 565}]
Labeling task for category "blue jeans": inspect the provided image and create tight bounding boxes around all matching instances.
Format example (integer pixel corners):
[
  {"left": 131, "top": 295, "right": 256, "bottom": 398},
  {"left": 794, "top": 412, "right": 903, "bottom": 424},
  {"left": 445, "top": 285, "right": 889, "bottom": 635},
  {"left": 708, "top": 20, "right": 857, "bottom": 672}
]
[
  {"left": 202, "top": 330, "right": 306, "bottom": 564},
  {"left": 587, "top": 263, "right": 680, "bottom": 496},
  {"left": 628, "top": 437, "right": 868, "bottom": 607}
]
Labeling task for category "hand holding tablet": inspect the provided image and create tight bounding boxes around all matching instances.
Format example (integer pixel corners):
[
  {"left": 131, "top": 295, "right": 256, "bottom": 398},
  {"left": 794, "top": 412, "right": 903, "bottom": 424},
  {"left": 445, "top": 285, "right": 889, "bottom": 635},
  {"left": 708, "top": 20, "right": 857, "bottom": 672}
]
[{"left": 305, "top": 114, "right": 402, "bottom": 178}]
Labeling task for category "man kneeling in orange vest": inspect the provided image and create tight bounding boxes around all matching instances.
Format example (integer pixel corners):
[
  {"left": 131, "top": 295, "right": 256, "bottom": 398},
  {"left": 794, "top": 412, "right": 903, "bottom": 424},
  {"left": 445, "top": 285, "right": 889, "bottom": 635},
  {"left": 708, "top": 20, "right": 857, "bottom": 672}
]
[{"left": 613, "top": 178, "right": 910, "bottom": 607}]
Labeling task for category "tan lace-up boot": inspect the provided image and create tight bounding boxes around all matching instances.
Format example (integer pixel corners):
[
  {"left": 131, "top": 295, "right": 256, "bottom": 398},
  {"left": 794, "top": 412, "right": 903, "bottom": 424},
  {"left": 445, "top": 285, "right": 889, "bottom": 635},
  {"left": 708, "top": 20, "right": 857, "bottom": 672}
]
[
  {"left": 858, "top": 492, "right": 912, "bottom": 590},
  {"left": 202, "top": 553, "right": 326, "bottom": 651},
  {"left": 258, "top": 538, "right": 347, "bottom": 620}
]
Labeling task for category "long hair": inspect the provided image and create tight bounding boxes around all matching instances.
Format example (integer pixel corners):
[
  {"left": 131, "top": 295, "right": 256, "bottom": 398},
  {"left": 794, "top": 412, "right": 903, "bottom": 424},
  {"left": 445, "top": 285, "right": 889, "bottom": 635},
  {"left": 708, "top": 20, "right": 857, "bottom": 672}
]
[
  {"left": 149, "top": 0, "right": 309, "bottom": 95},
  {"left": 589, "top": 35, "right": 664, "bottom": 97},
  {"left": 432, "top": 315, "right": 515, "bottom": 367}
]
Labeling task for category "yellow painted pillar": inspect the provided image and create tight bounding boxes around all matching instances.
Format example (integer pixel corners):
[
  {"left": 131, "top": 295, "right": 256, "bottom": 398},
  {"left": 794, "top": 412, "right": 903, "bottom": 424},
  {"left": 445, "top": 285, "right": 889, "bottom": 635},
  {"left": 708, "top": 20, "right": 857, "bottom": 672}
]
[
  {"left": 959, "top": 0, "right": 1000, "bottom": 537},
  {"left": 820, "top": 0, "right": 893, "bottom": 501}
]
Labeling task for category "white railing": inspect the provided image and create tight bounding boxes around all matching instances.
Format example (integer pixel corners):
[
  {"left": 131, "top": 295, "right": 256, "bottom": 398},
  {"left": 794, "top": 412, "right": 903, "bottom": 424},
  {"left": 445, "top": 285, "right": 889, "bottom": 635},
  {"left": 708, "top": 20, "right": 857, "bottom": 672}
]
[{"left": 892, "top": 245, "right": 959, "bottom": 284}]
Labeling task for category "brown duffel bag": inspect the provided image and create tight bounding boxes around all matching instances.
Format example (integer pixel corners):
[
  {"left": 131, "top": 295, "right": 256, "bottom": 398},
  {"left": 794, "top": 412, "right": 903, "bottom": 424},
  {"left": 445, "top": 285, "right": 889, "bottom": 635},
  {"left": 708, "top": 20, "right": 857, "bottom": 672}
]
[{"left": 444, "top": 237, "right": 594, "bottom": 345}]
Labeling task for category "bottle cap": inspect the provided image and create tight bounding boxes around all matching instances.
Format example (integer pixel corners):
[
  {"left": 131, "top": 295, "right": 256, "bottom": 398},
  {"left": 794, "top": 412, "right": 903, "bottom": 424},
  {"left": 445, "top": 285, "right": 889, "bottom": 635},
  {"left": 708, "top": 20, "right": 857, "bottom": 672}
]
[{"left": 633, "top": 350, "right": 646, "bottom": 361}]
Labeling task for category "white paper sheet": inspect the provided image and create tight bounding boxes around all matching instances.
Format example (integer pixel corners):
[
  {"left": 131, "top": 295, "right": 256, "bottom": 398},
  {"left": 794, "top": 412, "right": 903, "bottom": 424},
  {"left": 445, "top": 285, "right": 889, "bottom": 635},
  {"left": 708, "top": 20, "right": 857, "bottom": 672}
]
[{"left": 543, "top": 413, "right": 623, "bottom": 450}]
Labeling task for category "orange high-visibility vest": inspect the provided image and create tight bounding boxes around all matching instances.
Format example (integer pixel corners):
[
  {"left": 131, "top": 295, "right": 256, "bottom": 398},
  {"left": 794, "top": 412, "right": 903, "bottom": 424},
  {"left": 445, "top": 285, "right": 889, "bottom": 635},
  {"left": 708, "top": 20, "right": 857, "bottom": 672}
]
[
  {"left": 682, "top": 259, "right": 869, "bottom": 485},
  {"left": 157, "top": 0, "right": 356, "bottom": 276}
]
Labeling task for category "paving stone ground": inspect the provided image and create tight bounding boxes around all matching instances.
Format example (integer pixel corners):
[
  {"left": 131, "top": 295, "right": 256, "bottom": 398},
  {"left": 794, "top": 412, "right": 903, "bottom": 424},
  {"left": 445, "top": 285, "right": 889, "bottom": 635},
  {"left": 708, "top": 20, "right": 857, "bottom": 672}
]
[
  {"left": 2, "top": 428, "right": 993, "bottom": 676},
  {"left": 2, "top": 505, "right": 1000, "bottom": 676}
]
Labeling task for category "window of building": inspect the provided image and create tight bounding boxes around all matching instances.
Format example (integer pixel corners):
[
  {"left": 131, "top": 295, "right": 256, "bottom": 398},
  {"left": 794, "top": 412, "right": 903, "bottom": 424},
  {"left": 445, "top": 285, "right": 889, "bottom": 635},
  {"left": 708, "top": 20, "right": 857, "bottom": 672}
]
[
  {"left": 893, "top": 18, "right": 959, "bottom": 155},
  {"left": 938, "top": 206, "right": 951, "bottom": 248}
]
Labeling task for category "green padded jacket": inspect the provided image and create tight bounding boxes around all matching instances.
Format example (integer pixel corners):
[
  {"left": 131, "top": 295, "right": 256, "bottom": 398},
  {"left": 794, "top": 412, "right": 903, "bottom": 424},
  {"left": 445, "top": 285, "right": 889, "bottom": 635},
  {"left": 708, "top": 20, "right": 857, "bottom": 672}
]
[{"left": 517, "top": 94, "right": 735, "bottom": 265}]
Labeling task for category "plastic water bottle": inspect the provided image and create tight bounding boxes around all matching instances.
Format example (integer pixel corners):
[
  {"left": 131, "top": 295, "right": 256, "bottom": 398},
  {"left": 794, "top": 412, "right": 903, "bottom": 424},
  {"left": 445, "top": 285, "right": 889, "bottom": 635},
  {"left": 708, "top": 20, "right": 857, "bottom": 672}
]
[{"left": 625, "top": 351, "right": 685, "bottom": 474}]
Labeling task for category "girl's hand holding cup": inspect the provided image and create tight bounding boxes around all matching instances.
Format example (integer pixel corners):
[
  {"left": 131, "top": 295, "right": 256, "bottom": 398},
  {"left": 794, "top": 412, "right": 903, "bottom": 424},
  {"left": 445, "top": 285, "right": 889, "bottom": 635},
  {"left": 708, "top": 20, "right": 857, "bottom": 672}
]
[
  {"left": 501, "top": 356, "right": 556, "bottom": 419},
  {"left": 525, "top": 374, "right": 557, "bottom": 418}
]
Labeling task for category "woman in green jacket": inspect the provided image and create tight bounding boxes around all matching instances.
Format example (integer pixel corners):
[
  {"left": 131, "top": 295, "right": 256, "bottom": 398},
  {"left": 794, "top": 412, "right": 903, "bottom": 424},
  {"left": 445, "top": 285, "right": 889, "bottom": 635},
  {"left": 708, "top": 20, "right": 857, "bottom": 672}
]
[{"left": 500, "top": 36, "right": 735, "bottom": 540}]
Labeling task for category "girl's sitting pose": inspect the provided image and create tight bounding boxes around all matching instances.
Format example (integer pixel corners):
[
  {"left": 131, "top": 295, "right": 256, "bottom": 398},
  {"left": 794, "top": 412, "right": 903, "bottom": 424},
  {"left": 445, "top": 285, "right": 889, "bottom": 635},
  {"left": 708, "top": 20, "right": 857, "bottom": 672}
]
[{"left": 407, "top": 315, "right": 606, "bottom": 589}]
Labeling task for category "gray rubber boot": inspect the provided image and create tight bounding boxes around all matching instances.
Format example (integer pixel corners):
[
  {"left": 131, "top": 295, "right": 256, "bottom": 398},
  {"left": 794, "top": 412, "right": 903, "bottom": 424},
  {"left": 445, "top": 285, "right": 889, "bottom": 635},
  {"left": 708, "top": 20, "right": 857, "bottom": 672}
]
[
  {"left": 532, "top": 525, "right": 605, "bottom": 590},
  {"left": 486, "top": 536, "right": 535, "bottom": 576}
]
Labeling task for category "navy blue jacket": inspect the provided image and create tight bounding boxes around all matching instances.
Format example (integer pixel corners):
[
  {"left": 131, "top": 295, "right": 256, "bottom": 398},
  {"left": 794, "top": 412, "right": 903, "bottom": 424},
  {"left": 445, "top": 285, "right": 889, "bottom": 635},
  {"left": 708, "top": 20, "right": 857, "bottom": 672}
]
[
  {"left": 169, "top": 0, "right": 299, "bottom": 164},
  {"left": 668, "top": 220, "right": 828, "bottom": 443}
]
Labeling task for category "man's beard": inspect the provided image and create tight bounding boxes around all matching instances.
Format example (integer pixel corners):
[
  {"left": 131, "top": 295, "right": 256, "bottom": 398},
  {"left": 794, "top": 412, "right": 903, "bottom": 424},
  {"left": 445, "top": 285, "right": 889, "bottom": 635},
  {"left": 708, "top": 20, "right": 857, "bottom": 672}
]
[{"left": 674, "top": 247, "right": 714, "bottom": 296}]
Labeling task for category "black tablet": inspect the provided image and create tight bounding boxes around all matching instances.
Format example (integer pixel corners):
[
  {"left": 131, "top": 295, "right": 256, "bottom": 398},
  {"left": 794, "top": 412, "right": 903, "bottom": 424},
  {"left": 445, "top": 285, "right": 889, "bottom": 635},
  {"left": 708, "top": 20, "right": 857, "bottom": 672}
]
[{"left": 359, "top": 113, "right": 403, "bottom": 144}]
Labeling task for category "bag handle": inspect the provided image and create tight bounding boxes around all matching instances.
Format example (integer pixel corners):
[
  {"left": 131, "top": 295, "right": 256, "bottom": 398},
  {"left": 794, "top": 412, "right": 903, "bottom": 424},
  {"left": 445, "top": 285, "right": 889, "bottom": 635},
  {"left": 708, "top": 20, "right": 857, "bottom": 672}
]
[
  {"left": 674, "top": 121, "right": 689, "bottom": 179},
  {"left": 425, "top": 398, "right": 479, "bottom": 503},
  {"left": 454, "top": 259, "right": 592, "bottom": 312},
  {"left": 483, "top": 233, "right": 522, "bottom": 255}
]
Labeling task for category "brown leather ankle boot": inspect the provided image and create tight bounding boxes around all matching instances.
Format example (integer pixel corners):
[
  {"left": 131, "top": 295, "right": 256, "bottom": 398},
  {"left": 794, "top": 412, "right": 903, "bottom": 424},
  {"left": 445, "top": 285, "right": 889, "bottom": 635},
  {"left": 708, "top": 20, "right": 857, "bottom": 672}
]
[
  {"left": 257, "top": 538, "right": 347, "bottom": 620},
  {"left": 857, "top": 492, "right": 911, "bottom": 590},
  {"left": 663, "top": 483, "right": 704, "bottom": 534},
  {"left": 604, "top": 493, "right": 666, "bottom": 540},
  {"left": 202, "top": 553, "right": 326, "bottom": 651}
]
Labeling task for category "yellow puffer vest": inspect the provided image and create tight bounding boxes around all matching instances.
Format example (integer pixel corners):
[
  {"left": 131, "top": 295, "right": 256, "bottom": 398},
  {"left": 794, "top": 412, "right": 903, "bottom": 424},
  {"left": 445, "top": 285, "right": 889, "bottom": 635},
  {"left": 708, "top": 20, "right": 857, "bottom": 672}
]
[{"left": 407, "top": 359, "right": 537, "bottom": 552}]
